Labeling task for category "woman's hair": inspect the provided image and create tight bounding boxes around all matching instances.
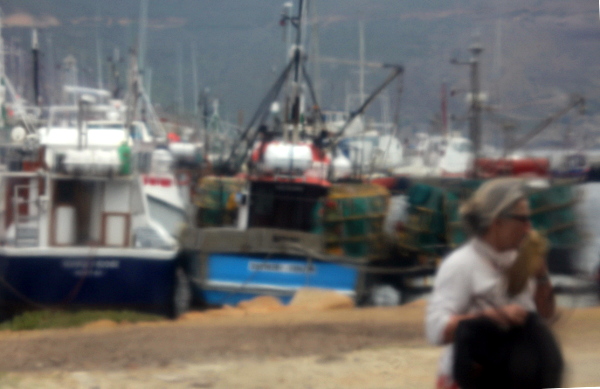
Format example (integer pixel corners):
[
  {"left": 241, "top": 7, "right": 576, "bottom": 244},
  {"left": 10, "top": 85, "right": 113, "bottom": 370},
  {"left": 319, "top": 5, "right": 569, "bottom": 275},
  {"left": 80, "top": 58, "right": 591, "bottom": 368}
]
[{"left": 460, "top": 178, "right": 526, "bottom": 237}]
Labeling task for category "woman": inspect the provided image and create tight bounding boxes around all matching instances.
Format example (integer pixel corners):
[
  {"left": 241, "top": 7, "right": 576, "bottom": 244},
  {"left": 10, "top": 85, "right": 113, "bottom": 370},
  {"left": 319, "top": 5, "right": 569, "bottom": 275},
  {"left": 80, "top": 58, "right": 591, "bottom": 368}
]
[{"left": 425, "top": 178, "right": 556, "bottom": 389}]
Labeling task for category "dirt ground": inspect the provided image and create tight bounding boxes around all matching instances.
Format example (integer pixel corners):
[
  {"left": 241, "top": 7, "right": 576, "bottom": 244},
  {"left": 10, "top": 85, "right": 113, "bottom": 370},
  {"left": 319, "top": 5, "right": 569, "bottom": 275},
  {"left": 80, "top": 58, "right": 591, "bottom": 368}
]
[{"left": 0, "top": 291, "right": 598, "bottom": 389}]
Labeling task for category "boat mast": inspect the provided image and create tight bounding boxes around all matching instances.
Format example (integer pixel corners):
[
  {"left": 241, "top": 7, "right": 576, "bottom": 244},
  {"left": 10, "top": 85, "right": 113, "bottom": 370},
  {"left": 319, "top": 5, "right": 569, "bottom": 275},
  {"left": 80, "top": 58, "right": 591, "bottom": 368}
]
[
  {"left": 308, "top": 0, "right": 321, "bottom": 106},
  {"left": 441, "top": 82, "right": 448, "bottom": 135},
  {"left": 282, "top": 2, "right": 293, "bottom": 65},
  {"left": 0, "top": 7, "right": 4, "bottom": 130},
  {"left": 137, "top": 0, "right": 149, "bottom": 73},
  {"left": 220, "top": 0, "right": 313, "bottom": 174},
  {"left": 32, "top": 29, "right": 40, "bottom": 106},
  {"left": 145, "top": 67, "right": 152, "bottom": 100},
  {"left": 359, "top": 21, "right": 365, "bottom": 106},
  {"left": 451, "top": 42, "right": 484, "bottom": 159},
  {"left": 45, "top": 34, "right": 56, "bottom": 105},
  {"left": 108, "top": 47, "right": 122, "bottom": 99},
  {"left": 95, "top": 4, "right": 104, "bottom": 90},
  {"left": 287, "top": 0, "right": 305, "bottom": 144},
  {"left": 177, "top": 43, "right": 184, "bottom": 116},
  {"left": 191, "top": 42, "right": 199, "bottom": 116},
  {"left": 468, "top": 43, "right": 483, "bottom": 159},
  {"left": 125, "top": 49, "right": 139, "bottom": 130}
]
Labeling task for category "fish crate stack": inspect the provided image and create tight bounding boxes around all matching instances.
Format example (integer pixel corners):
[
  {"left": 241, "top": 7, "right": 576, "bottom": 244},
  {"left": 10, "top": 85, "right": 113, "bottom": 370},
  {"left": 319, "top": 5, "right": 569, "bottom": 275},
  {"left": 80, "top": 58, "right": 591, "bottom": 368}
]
[
  {"left": 527, "top": 183, "right": 582, "bottom": 273},
  {"left": 194, "top": 176, "right": 245, "bottom": 227},
  {"left": 319, "top": 183, "right": 389, "bottom": 260},
  {"left": 395, "top": 183, "right": 457, "bottom": 266},
  {"left": 398, "top": 178, "right": 582, "bottom": 274}
]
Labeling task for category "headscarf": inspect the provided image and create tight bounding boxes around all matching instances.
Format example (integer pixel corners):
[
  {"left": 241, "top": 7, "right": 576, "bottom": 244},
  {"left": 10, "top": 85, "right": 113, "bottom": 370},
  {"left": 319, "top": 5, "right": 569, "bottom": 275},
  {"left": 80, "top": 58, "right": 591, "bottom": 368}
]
[{"left": 460, "top": 177, "right": 527, "bottom": 236}]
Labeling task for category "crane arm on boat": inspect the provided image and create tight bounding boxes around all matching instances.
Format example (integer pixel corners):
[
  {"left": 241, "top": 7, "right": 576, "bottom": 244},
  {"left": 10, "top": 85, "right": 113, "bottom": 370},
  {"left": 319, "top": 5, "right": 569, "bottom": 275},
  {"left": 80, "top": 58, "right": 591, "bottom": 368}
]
[
  {"left": 506, "top": 94, "right": 585, "bottom": 154},
  {"left": 331, "top": 64, "right": 404, "bottom": 143}
]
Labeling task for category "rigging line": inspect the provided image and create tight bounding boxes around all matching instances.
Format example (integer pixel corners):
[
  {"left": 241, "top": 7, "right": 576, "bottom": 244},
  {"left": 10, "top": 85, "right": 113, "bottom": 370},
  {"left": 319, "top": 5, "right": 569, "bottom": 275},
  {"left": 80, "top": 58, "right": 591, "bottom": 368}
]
[
  {"left": 377, "top": 78, "right": 405, "bottom": 177},
  {"left": 61, "top": 245, "right": 100, "bottom": 306},
  {"left": 0, "top": 273, "right": 46, "bottom": 309},
  {"left": 243, "top": 59, "right": 300, "bottom": 154},
  {"left": 241, "top": 100, "right": 286, "bottom": 173},
  {"left": 293, "top": 0, "right": 305, "bottom": 84},
  {"left": 225, "top": 56, "right": 296, "bottom": 169},
  {"left": 332, "top": 65, "right": 403, "bottom": 143},
  {"left": 300, "top": 62, "right": 325, "bottom": 132}
]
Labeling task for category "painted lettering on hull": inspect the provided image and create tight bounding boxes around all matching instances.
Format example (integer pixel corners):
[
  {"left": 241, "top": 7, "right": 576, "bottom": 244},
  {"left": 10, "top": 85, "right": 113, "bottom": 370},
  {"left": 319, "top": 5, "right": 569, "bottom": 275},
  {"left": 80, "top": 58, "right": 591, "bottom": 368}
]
[
  {"left": 61, "top": 259, "right": 120, "bottom": 277},
  {"left": 248, "top": 261, "right": 315, "bottom": 274}
]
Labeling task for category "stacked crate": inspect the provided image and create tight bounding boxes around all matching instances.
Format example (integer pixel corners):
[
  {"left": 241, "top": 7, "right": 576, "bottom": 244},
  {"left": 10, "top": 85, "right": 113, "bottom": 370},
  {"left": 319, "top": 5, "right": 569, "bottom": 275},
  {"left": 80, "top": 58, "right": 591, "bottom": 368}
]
[
  {"left": 397, "top": 183, "right": 450, "bottom": 258},
  {"left": 321, "top": 183, "right": 389, "bottom": 259},
  {"left": 194, "top": 176, "right": 245, "bottom": 227},
  {"left": 399, "top": 178, "right": 581, "bottom": 267}
]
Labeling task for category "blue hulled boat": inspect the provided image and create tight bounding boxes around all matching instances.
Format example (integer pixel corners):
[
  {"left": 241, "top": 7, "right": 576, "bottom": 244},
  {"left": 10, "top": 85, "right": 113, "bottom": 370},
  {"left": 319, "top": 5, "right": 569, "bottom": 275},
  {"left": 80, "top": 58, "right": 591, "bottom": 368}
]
[{"left": 182, "top": 171, "right": 390, "bottom": 306}]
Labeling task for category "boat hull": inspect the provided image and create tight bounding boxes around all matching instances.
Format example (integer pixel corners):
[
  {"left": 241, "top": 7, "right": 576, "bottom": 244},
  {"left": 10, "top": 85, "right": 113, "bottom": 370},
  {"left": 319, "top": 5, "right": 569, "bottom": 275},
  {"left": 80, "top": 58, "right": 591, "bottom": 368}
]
[
  {"left": 194, "top": 253, "right": 360, "bottom": 306},
  {"left": 0, "top": 248, "right": 178, "bottom": 314}
]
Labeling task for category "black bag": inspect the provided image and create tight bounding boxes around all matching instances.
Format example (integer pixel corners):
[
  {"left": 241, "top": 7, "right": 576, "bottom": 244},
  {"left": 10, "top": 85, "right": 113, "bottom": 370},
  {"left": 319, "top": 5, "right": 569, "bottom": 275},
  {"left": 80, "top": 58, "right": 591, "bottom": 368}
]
[{"left": 453, "top": 312, "right": 563, "bottom": 389}]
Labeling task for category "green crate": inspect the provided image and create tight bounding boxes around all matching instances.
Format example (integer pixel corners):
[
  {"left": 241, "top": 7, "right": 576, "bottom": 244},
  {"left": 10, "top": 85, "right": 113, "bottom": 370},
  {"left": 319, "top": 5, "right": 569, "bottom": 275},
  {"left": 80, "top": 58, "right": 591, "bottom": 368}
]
[
  {"left": 343, "top": 241, "right": 370, "bottom": 257},
  {"left": 344, "top": 219, "right": 369, "bottom": 237},
  {"left": 400, "top": 179, "right": 581, "bottom": 257}
]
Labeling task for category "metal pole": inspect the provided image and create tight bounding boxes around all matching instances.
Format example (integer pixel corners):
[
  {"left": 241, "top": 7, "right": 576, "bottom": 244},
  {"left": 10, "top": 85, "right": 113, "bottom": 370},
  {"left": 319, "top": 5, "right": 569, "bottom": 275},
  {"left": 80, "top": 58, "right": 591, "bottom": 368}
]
[
  {"left": 309, "top": 0, "right": 321, "bottom": 106},
  {"left": 0, "top": 7, "right": 4, "bottom": 129},
  {"left": 77, "top": 99, "right": 85, "bottom": 150},
  {"left": 32, "top": 29, "right": 40, "bottom": 106},
  {"left": 145, "top": 67, "right": 152, "bottom": 99},
  {"left": 468, "top": 43, "right": 483, "bottom": 158},
  {"left": 359, "top": 20, "right": 365, "bottom": 105},
  {"left": 177, "top": 43, "right": 184, "bottom": 116},
  {"left": 46, "top": 34, "right": 56, "bottom": 105},
  {"left": 291, "top": 0, "right": 305, "bottom": 144},
  {"left": 137, "top": 0, "right": 148, "bottom": 72},
  {"left": 503, "top": 123, "right": 515, "bottom": 157},
  {"left": 95, "top": 21, "right": 104, "bottom": 89},
  {"left": 191, "top": 42, "right": 199, "bottom": 116},
  {"left": 283, "top": 2, "right": 293, "bottom": 64}
]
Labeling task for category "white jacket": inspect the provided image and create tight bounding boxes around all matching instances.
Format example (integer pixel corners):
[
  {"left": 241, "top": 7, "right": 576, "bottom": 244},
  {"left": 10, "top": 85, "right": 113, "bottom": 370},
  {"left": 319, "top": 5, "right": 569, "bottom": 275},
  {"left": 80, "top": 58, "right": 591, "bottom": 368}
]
[{"left": 425, "top": 238, "right": 536, "bottom": 377}]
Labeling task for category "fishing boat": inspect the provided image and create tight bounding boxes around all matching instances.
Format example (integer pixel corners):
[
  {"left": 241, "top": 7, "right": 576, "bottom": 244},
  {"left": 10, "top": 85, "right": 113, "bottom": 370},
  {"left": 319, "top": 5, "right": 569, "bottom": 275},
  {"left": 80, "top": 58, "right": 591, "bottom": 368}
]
[
  {"left": 40, "top": 98, "right": 190, "bottom": 230},
  {"left": 0, "top": 100, "right": 191, "bottom": 318},
  {"left": 180, "top": 0, "right": 409, "bottom": 307},
  {"left": 182, "top": 135, "right": 394, "bottom": 306}
]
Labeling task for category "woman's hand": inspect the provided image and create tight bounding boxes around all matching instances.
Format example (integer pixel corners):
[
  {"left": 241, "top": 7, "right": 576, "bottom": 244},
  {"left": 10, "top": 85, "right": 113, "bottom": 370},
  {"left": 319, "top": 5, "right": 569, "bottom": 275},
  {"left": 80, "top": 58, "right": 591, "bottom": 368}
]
[
  {"left": 482, "top": 304, "right": 528, "bottom": 327},
  {"left": 533, "top": 259, "right": 556, "bottom": 319},
  {"left": 534, "top": 258, "right": 550, "bottom": 280},
  {"left": 442, "top": 304, "right": 529, "bottom": 343}
]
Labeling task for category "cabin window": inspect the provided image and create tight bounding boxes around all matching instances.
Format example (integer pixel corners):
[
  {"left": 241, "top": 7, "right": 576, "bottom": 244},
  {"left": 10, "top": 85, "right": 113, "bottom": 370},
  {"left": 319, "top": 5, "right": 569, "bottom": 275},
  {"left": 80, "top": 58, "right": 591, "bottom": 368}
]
[{"left": 248, "top": 182, "right": 327, "bottom": 232}]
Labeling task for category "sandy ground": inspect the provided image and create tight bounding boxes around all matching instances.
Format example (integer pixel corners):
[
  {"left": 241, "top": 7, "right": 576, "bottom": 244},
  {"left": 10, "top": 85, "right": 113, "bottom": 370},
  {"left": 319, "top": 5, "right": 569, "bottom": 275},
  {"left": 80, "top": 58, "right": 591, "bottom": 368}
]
[{"left": 0, "top": 291, "right": 597, "bottom": 389}]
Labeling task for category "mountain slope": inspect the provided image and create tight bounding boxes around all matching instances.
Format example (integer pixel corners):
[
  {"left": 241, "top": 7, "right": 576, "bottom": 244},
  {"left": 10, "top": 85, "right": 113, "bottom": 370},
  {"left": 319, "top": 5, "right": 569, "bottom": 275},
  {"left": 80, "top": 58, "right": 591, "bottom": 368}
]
[{"left": 2, "top": 0, "right": 598, "bottom": 144}]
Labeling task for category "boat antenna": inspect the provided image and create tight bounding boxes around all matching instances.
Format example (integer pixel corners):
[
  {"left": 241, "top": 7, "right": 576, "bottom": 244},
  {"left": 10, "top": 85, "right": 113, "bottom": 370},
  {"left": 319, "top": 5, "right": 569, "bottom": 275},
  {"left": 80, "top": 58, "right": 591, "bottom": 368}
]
[
  {"left": 95, "top": 3, "right": 104, "bottom": 90},
  {"left": 32, "top": 29, "right": 40, "bottom": 106},
  {"left": 287, "top": 0, "right": 305, "bottom": 143},
  {"left": 0, "top": 6, "right": 5, "bottom": 130},
  {"left": 137, "top": 0, "right": 149, "bottom": 72},
  {"left": 451, "top": 41, "right": 484, "bottom": 159},
  {"left": 109, "top": 47, "right": 123, "bottom": 99},
  {"left": 176, "top": 43, "right": 184, "bottom": 116},
  {"left": 191, "top": 42, "right": 199, "bottom": 116},
  {"left": 124, "top": 48, "right": 139, "bottom": 130}
]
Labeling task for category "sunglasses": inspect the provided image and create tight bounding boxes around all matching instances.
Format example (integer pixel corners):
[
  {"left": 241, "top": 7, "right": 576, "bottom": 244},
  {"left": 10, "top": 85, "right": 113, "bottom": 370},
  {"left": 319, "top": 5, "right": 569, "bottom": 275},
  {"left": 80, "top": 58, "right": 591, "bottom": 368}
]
[{"left": 503, "top": 214, "right": 531, "bottom": 223}]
